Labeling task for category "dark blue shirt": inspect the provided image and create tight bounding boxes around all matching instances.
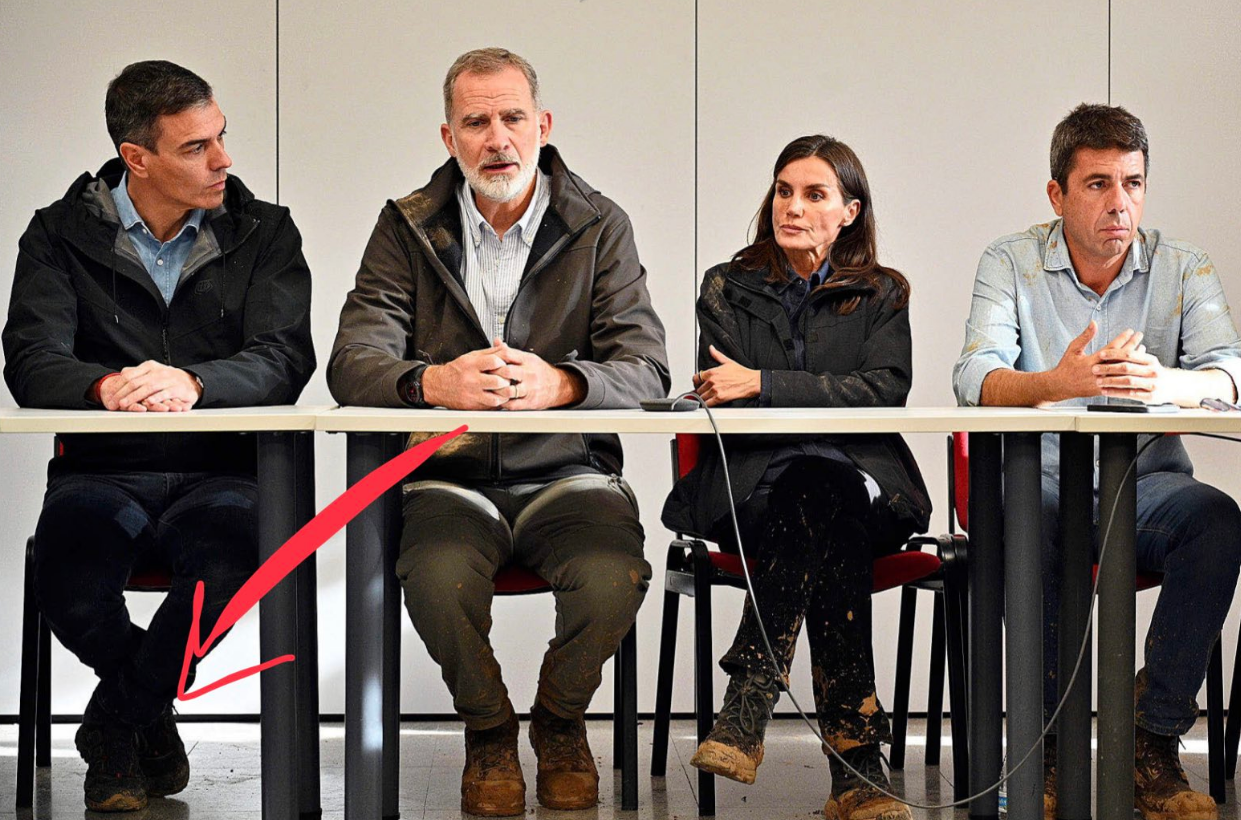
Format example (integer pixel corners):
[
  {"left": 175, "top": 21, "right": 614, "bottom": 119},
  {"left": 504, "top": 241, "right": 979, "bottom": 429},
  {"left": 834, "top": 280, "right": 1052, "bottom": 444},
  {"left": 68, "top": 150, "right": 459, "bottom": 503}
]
[{"left": 755, "top": 259, "right": 853, "bottom": 488}]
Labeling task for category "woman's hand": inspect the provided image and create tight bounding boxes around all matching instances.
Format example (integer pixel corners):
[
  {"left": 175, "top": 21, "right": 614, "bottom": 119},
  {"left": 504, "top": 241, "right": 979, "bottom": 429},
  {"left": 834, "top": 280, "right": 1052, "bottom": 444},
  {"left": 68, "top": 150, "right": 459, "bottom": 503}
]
[{"left": 693, "top": 345, "right": 761, "bottom": 406}]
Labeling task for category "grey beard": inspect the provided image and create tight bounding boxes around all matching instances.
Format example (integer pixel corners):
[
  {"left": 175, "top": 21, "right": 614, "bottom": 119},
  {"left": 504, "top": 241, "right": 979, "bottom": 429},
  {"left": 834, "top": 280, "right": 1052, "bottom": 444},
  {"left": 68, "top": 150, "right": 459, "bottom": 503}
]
[{"left": 458, "top": 144, "right": 540, "bottom": 204}]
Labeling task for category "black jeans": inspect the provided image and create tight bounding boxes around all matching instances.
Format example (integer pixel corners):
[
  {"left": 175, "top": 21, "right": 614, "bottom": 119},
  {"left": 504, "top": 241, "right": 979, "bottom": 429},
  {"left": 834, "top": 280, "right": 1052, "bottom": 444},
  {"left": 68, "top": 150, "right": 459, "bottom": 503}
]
[
  {"left": 717, "top": 456, "right": 903, "bottom": 752},
  {"left": 34, "top": 470, "right": 258, "bottom": 726}
]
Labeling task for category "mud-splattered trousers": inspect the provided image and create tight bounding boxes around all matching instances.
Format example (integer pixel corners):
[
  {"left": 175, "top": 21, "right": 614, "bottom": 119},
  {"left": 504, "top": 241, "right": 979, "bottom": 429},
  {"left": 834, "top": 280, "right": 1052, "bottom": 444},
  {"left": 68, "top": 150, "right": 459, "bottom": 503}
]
[
  {"left": 34, "top": 470, "right": 257, "bottom": 727},
  {"left": 717, "top": 456, "right": 905, "bottom": 752},
  {"left": 397, "top": 473, "right": 651, "bottom": 731},
  {"left": 1041, "top": 469, "right": 1241, "bottom": 735}
]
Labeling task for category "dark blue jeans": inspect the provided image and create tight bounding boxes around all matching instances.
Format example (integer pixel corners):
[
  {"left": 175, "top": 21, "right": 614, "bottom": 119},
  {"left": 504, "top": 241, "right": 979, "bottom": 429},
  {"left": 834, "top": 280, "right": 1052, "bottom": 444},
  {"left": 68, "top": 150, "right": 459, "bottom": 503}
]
[
  {"left": 1042, "top": 470, "right": 1241, "bottom": 735},
  {"left": 34, "top": 470, "right": 257, "bottom": 727}
]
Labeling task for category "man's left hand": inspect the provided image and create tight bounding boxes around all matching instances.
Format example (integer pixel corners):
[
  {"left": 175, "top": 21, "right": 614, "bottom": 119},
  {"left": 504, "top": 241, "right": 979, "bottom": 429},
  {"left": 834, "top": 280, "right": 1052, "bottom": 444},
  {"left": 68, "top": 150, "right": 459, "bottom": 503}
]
[
  {"left": 108, "top": 360, "right": 203, "bottom": 412},
  {"left": 487, "top": 339, "right": 586, "bottom": 410},
  {"left": 1095, "top": 345, "right": 1181, "bottom": 404}
]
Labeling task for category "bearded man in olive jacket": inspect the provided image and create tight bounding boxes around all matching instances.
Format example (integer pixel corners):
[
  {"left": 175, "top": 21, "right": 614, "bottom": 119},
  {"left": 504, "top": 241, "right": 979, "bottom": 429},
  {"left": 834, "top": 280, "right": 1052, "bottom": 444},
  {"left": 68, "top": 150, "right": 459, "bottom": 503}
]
[{"left": 328, "top": 48, "right": 668, "bottom": 816}]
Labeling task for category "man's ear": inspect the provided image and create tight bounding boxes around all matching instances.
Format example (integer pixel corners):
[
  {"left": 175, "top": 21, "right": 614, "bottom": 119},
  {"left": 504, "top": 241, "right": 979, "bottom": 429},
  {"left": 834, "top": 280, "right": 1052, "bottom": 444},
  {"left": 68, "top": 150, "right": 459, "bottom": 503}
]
[
  {"left": 119, "top": 142, "right": 149, "bottom": 179},
  {"left": 538, "top": 109, "right": 553, "bottom": 146},
  {"left": 1047, "top": 179, "right": 1065, "bottom": 216},
  {"left": 440, "top": 123, "right": 457, "bottom": 158}
]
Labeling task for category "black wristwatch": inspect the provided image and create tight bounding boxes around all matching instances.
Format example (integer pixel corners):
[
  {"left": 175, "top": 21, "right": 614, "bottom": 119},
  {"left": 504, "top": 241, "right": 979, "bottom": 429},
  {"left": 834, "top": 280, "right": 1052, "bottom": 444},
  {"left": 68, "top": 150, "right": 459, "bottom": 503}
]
[{"left": 400, "top": 366, "right": 427, "bottom": 407}]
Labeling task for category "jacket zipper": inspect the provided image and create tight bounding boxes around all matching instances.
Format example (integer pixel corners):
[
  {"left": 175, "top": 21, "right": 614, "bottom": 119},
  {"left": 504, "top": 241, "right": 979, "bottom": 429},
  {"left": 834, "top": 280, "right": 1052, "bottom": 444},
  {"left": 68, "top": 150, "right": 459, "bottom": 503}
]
[{"left": 493, "top": 214, "right": 602, "bottom": 482}]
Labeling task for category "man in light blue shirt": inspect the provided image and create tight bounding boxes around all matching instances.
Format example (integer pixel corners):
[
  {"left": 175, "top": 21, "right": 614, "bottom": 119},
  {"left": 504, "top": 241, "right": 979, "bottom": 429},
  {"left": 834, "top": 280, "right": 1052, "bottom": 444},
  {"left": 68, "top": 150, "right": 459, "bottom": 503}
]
[{"left": 954, "top": 103, "right": 1241, "bottom": 820}]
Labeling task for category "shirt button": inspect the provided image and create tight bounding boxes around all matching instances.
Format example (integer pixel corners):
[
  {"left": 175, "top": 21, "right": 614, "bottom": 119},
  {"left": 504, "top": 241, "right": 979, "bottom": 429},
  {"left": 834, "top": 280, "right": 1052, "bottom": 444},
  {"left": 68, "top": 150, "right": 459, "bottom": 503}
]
[{"left": 156, "top": 258, "right": 164, "bottom": 266}]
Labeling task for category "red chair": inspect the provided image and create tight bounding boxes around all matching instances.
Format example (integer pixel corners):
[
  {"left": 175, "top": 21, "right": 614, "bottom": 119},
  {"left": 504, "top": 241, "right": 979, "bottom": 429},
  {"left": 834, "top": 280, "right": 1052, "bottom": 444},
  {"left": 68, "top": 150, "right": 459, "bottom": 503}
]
[
  {"left": 951, "top": 433, "right": 1228, "bottom": 805},
  {"left": 649, "top": 434, "right": 970, "bottom": 815}
]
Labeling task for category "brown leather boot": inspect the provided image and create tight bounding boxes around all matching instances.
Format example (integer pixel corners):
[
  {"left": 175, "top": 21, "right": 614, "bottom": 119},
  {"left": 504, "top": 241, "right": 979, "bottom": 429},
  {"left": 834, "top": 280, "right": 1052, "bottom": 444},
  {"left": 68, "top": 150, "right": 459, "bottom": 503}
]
[
  {"left": 461, "top": 712, "right": 525, "bottom": 817},
  {"left": 1133, "top": 726, "right": 1217, "bottom": 820},
  {"left": 1043, "top": 735, "right": 1057, "bottom": 820},
  {"left": 823, "top": 744, "right": 911, "bottom": 820},
  {"left": 529, "top": 700, "right": 599, "bottom": 810}
]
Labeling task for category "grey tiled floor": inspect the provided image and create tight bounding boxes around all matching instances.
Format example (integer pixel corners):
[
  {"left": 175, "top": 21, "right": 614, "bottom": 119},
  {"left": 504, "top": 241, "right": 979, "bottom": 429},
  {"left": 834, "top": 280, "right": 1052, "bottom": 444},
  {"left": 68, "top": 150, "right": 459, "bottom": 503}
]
[{"left": 0, "top": 717, "right": 1233, "bottom": 818}]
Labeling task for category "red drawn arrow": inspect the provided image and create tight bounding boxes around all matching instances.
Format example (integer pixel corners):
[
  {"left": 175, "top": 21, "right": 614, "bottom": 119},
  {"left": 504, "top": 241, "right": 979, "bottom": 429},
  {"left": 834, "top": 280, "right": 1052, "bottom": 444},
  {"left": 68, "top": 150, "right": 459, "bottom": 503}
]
[{"left": 177, "top": 426, "right": 467, "bottom": 700}]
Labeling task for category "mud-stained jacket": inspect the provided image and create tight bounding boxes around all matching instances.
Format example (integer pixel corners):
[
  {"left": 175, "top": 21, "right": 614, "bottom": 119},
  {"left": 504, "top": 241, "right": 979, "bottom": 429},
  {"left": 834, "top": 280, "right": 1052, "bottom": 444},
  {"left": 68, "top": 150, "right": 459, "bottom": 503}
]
[
  {"left": 327, "top": 145, "right": 670, "bottom": 483},
  {"left": 3, "top": 158, "right": 315, "bottom": 476},
  {"left": 662, "top": 263, "right": 932, "bottom": 540}
]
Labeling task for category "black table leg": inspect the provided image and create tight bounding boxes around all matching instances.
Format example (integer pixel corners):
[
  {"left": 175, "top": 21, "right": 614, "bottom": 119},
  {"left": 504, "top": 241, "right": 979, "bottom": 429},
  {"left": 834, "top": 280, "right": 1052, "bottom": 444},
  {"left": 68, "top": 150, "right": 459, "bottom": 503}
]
[
  {"left": 1096, "top": 433, "right": 1137, "bottom": 820},
  {"left": 292, "top": 432, "right": 322, "bottom": 818},
  {"left": 258, "top": 431, "right": 302, "bottom": 820},
  {"left": 1003, "top": 433, "right": 1043, "bottom": 820},
  {"left": 969, "top": 433, "right": 1003, "bottom": 819},
  {"left": 381, "top": 434, "right": 403, "bottom": 820},
  {"left": 1057, "top": 433, "right": 1093, "bottom": 819},
  {"left": 345, "top": 432, "right": 400, "bottom": 820}
]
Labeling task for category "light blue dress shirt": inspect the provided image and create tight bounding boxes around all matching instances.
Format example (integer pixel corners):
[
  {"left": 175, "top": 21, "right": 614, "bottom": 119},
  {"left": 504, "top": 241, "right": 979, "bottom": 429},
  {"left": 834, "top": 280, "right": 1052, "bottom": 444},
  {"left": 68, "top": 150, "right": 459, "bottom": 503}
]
[
  {"left": 953, "top": 219, "right": 1241, "bottom": 480},
  {"left": 456, "top": 169, "right": 550, "bottom": 342},
  {"left": 112, "top": 172, "right": 205, "bottom": 306}
]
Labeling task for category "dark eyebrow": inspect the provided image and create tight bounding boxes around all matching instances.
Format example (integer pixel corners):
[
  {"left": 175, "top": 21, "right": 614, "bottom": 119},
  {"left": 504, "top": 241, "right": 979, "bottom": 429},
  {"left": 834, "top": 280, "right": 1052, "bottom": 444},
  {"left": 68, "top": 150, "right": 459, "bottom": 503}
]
[
  {"left": 775, "top": 177, "right": 830, "bottom": 191},
  {"left": 178, "top": 118, "right": 227, "bottom": 151}
]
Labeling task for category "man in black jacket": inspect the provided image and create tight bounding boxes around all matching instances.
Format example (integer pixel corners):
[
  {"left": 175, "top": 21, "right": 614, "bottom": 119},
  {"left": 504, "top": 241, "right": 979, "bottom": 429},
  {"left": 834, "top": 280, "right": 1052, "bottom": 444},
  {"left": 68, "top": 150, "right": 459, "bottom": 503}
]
[{"left": 3, "top": 61, "right": 314, "bottom": 812}]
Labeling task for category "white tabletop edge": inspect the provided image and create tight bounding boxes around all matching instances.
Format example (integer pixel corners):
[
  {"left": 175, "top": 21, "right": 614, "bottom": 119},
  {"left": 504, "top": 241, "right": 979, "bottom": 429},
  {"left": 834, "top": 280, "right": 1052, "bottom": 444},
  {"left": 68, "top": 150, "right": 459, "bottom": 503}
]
[{"left": 0, "top": 405, "right": 329, "bottom": 434}]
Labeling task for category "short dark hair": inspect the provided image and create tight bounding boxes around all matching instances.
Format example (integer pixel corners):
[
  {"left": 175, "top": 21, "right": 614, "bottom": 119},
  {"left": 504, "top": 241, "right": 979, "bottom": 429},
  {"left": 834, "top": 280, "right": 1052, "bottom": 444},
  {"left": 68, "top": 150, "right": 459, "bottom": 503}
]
[
  {"left": 1050, "top": 103, "right": 1149, "bottom": 190},
  {"left": 105, "top": 60, "right": 214, "bottom": 152}
]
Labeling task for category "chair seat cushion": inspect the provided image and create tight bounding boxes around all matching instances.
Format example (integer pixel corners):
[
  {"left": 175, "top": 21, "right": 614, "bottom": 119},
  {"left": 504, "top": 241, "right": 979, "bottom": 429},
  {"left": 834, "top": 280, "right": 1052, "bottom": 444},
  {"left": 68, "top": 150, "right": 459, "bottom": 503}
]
[
  {"left": 873, "top": 551, "right": 942, "bottom": 593},
  {"left": 494, "top": 566, "right": 552, "bottom": 594},
  {"left": 709, "top": 549, "right": 941, "bottom": 594}
]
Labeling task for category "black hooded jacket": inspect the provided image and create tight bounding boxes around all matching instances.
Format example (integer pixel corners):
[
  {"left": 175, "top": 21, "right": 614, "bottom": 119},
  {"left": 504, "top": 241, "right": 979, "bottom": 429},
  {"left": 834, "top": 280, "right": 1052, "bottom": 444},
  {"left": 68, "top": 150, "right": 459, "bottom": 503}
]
[{"left": 3, "top": 158, "right": 315, "bottom": 475}]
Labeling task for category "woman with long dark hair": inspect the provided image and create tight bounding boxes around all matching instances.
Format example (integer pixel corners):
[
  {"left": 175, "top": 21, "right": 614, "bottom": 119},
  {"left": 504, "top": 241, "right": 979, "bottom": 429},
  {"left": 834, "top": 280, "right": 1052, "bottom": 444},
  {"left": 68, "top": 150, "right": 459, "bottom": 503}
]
[{"left": 662, "top": 135, "right": 931, "bottom": 820}]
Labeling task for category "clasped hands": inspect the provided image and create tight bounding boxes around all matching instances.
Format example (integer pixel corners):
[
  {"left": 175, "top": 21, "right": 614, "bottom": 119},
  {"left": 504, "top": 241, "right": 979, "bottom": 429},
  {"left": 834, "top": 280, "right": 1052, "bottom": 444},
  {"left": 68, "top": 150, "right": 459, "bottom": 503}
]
[
  {"left": 1055, "top": 320, "right": 1177, "bottom": 404},
  {"left": 422, "top": 338, "right": 585, "bottom": 410},
  {"left": 99, "top": 360, "right": 203, "bottom": 412}
]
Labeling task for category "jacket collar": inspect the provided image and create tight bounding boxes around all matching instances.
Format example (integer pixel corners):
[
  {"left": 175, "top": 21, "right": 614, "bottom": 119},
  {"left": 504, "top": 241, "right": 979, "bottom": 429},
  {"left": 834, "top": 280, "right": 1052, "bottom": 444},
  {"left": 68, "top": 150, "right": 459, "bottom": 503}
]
[
  {"left": 394, "top": 144, "right": 600, "bottom": 239},
  {"left": 64, "top": 158, "right": 258, "bottom": 260},
  {"left": 391, "top": 145, "right": 600, "bottom": 341}
]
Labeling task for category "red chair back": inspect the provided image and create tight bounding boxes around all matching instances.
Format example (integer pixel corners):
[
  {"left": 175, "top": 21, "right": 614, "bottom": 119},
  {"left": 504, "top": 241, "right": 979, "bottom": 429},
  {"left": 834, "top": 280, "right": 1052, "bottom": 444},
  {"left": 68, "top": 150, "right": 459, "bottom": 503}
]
[{"left": 674, "top": 433, "right": 701, "bottom": 479}]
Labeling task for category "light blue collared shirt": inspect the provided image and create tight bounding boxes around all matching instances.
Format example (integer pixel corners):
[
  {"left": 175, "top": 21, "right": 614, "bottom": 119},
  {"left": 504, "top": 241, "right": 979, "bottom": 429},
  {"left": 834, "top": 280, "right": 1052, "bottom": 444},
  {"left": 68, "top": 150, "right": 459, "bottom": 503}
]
[
  {"left": 953, "top": 218, "right": 1241, "bottom": 479},
  {"left": 456, "top": 169, "right": 550, "bottom": 342},
  {"left": 112, "top": 172, "right": 205, "bottom": 306}
]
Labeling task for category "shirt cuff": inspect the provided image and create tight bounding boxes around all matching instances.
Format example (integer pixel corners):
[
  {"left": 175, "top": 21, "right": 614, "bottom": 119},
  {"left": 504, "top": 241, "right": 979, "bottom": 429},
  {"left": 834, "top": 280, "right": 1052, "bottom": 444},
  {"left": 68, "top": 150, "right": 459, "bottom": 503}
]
[
  {"left": 954, "top": 359, "right": 1010, "bottom": 407},
  {"left": 759, "top": 370, "right": 771, "bottom": 407}
]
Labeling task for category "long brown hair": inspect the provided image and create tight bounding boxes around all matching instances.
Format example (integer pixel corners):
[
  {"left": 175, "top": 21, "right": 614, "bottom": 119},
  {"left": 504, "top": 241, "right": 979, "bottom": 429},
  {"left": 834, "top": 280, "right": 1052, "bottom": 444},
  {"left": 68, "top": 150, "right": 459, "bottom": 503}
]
[{"left": 731, "top": 134, "right": 910, "bottom": 314}]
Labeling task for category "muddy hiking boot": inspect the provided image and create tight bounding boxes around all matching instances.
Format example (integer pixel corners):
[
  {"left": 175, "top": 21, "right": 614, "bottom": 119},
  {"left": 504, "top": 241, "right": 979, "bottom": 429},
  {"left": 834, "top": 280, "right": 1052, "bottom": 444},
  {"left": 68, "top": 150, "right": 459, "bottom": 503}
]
[
  {"left": 690, "top": 670, "right": 779, "bottom": 784},
  {"left": 823, "top": 743, "right": 911, "bottom": 820},
  {"left": 137, "top": 703, "right": 190, "bottom": 797},
  {"left": 1134, "top": 726, "right": 1217, "bottom": 820},
  {"left": 461, "top": 712, "right": 525, "bottom": 817},
  {"left": 528, "top": 700, "right": 599, "bottom": 810},
  {"left": 75, "top": 695, "right": 148, "bottom": 812},
  {"left": 1042, "top": 734, "right": 1057, "bottom": 820}
]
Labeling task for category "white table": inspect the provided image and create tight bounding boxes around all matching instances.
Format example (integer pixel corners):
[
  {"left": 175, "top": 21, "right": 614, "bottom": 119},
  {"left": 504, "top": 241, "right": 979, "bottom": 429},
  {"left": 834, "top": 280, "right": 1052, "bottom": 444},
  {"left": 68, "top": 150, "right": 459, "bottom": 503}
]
[{"left": 2, "top": 405, "right": 326, "bottom": 820}]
